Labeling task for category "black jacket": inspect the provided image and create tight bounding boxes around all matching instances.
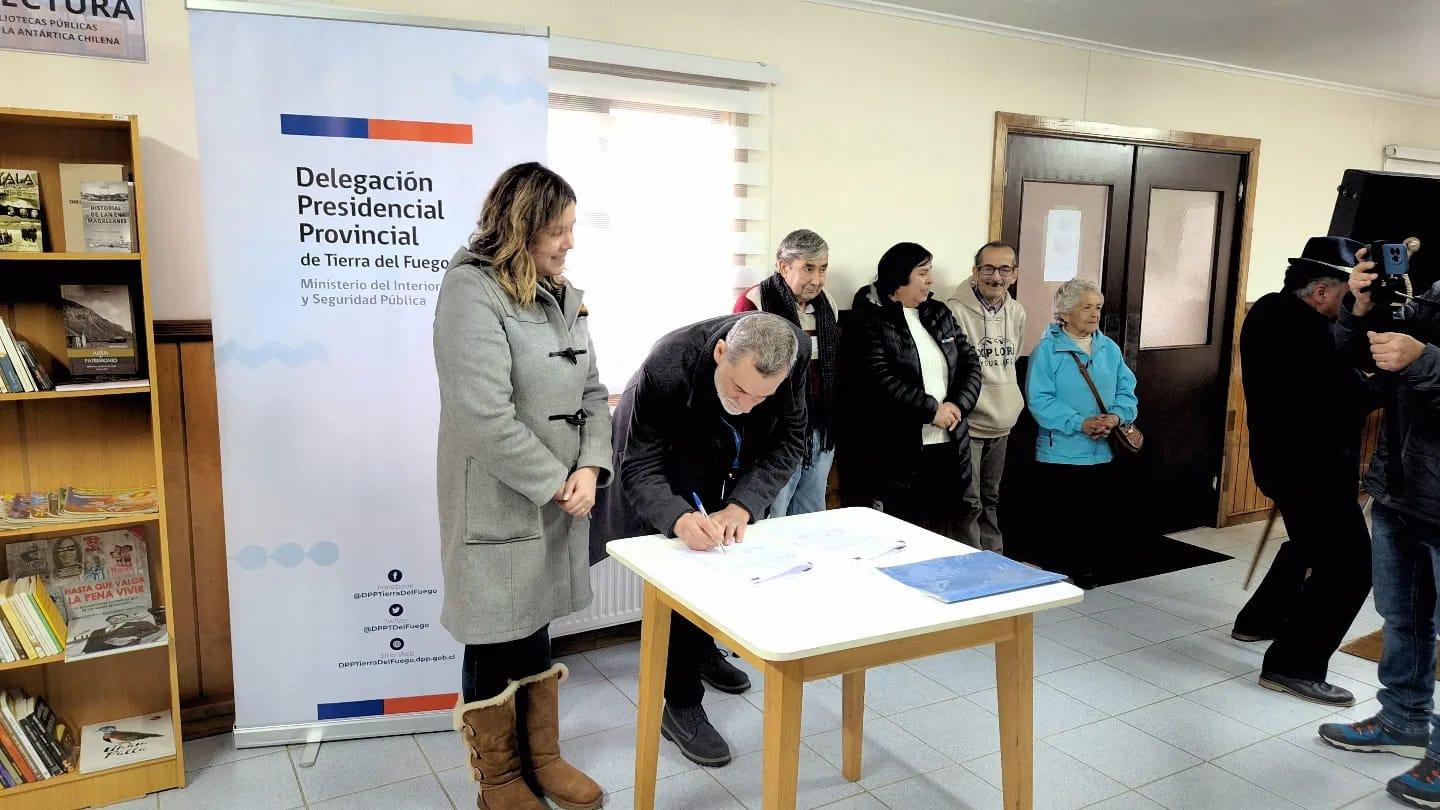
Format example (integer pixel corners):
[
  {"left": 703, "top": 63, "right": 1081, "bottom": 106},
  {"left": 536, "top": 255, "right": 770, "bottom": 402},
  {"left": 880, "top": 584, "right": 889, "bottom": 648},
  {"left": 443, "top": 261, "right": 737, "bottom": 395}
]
[
  {"left": 836, "top": 284, "right": 982, "bottom": 507},
  {"left": 1335, "top": 281, "right": 1440, "bottom": 526},
  {"left": 1241, "top": 292, "right": 1376, "bottom": 499},
  {"left": 589, "top": 314, "right": 810, "bottom": 560}
]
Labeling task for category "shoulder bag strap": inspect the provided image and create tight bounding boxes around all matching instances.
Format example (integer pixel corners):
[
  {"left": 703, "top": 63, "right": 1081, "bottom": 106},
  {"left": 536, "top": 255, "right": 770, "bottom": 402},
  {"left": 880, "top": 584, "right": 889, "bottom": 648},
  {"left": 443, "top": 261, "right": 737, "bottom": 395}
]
[{"left": 1068, "top": 352, "right": 1110, "bottom": 413}]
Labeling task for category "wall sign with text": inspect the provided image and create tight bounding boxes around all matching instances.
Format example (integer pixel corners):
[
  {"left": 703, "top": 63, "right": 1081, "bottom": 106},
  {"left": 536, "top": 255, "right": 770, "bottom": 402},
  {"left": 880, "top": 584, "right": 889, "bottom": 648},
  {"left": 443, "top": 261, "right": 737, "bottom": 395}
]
[{"left": 0, "top": 0, "right": 147, "bottom": 62}]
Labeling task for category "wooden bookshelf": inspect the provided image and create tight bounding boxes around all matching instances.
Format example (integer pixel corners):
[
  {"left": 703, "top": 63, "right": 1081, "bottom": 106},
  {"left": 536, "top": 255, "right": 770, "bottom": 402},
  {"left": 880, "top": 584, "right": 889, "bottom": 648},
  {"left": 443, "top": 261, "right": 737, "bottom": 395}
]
[
  {"left": 0, "top": 385, "right": 150, "bottom": 403},
  {"left": 0, "top": 253, "right": 142, "bottom": 263},
  {"left": 0, "top": 516, "right": 160, "bottom": 543},
  {"left": 0, "top": 107, "right": 184, "bottom": 807}
]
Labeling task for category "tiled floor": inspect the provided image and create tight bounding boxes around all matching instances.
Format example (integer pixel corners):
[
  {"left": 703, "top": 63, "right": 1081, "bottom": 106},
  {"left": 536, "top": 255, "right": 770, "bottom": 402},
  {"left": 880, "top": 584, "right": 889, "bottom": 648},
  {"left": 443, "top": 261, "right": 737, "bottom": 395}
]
[{"left": 109, "top": 520, "right": 1405, "bottom": 809}]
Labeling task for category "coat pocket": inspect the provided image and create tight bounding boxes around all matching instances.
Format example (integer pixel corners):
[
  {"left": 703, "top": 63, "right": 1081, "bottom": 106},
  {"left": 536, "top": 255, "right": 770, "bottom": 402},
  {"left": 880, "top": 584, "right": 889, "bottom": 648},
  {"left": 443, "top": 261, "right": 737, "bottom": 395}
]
[{"left": 464, "top": 457, "right": 543, "bottom": 544}]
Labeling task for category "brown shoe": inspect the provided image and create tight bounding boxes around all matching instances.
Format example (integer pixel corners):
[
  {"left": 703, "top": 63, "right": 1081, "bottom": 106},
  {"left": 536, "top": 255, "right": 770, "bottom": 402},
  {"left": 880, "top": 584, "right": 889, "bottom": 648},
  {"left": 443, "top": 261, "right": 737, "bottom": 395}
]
[
  {"left": 516, "top": 663, "right": 604, "bottom": 810},
  {"left": 453, "top": 686, "right": 547, "bottom": 810}
]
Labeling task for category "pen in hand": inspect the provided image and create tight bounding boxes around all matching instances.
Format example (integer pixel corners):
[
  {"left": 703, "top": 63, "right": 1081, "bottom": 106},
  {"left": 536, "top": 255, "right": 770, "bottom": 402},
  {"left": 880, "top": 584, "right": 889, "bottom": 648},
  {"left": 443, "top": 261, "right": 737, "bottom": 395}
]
[{"left": 690, "top": 492, "right": 725, "bottom": 554}]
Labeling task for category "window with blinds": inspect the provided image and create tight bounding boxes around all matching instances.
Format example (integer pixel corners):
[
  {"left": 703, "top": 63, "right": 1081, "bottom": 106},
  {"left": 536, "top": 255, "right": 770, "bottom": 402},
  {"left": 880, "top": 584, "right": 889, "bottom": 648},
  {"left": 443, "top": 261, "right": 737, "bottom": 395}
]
[{"left": 547, "top": 63, "right": 771, "bottom": 394}]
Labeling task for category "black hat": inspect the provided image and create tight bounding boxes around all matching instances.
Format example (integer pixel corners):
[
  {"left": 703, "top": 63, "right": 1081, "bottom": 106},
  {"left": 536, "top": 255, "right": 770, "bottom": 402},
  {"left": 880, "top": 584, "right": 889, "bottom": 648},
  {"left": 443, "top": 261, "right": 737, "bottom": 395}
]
[{"left": 1283, "top": 236, "right": 1363, "bottom": 291}]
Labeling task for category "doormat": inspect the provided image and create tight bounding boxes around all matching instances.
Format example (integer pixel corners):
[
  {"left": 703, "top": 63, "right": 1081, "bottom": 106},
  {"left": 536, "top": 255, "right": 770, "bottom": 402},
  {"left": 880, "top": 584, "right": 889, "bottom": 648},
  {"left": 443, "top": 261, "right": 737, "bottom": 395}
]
[
  {"left": 1339, "top": 630, "right": 1440, "bottom": 678},
  {"left": 1026, "top": 535, "right": 1233, "bottom": 590}
]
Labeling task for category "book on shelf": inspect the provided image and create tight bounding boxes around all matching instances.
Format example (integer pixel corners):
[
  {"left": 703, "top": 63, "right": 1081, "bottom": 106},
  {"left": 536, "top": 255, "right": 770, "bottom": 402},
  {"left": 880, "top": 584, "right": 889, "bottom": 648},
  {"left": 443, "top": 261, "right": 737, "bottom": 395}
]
[
  {"left": 65, "top": 608, "right": 165, "bottom": 662},
  {"left": 0, "top": 689, "right": 78, "bottom": 785},
  {"left": 52, "top": 378, "right": 148, "bottom": 392},
  {"left": 60, "top": 284, "right": 138, "bottom": 379},
  {"left": 4, "top": 528, "right": 152, "bottom": 620},
  {"left": 15, "top": 341, "right": 54, "bottom": 391},
  {"left": 57, "top": 164, "right": 125, "bottom": 252},
  {"left": 0, "top": 318, "right": 35, "bottom": 393},
  {"left": 78, "top": 181, "right": 134, "bottom": 253},
  {"left": 0, "top": 169, "right": 43, "bottom": 253},
  {"left": 79, "top": 710, "right": 173, "bottom": 775}
]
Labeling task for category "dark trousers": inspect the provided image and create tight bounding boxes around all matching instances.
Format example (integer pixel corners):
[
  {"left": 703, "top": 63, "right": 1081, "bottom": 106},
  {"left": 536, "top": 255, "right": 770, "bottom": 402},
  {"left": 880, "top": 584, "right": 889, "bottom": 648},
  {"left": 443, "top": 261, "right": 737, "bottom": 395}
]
[
  {"left": 1029, "top": 461, "right": 1121, "bottom": 580},
  {"left": 461, "top": 624, "right": 553, "bottom": 702},
  {"left": 1235, "top": 490, "right": 1372, "bottom": 682},
  {"left": 887, "top": 441, "right": 969, "bottom": 542},
  {"left": 665, "top": 613, "right": 714, "bottom": 708}
]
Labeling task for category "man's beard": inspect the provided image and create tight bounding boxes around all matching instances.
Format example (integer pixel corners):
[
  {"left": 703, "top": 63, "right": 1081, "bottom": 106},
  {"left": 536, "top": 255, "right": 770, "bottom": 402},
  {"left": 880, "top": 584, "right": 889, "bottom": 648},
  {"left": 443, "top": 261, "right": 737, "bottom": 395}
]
[{"left": 718, "top": 393, "right": 744, "bottom": 416}]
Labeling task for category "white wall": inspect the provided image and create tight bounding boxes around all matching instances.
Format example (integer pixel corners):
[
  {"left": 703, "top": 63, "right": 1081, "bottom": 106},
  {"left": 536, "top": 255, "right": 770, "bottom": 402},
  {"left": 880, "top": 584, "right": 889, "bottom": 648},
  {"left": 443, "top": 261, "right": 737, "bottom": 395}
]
[{"left": 3, "top": 0, "right": 1438, "bottom": 317}]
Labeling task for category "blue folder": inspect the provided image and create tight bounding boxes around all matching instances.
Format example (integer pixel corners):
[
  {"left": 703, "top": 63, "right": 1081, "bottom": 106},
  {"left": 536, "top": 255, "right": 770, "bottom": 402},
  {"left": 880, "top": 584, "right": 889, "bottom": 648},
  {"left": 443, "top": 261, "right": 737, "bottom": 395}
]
[{"left": 877, "top": 551, "right": 1066, "bottom": 603}]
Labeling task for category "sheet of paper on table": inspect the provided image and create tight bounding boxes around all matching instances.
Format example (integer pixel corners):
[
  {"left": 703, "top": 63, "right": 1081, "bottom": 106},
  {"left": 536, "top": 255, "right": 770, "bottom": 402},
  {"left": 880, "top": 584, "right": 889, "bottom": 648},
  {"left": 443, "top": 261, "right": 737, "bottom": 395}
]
[
  {"left": 669, "top": 543, "right": 813, "bottom": 585},
  {"left": 787, "top": 526, "right": 907, "bottom": 561}
]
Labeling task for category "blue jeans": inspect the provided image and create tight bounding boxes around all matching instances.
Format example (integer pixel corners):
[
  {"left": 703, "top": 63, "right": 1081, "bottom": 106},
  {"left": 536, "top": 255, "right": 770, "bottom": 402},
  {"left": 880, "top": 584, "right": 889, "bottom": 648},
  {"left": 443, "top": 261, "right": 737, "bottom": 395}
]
[
  {"left": 769, "top": 430, "right": 834, "bottom": 517},
  {"left": 1373, "top": 501, "right": 1440, "bottom": 755}
]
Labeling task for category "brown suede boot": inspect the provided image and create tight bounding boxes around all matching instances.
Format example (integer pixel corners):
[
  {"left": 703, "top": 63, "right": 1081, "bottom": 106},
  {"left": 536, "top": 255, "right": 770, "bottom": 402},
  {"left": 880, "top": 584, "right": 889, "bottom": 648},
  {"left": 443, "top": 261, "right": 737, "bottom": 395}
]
[
  {"left": 516, "top": 663, "right": 604, "bottom": 810},
  {"left": 453, "top": 685, "right": 547, "bottom": 810}
]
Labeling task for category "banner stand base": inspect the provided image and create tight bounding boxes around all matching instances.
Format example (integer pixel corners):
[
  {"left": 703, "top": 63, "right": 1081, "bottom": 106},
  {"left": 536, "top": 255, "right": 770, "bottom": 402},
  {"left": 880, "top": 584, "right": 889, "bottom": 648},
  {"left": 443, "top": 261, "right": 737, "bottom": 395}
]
[{"left": 233, "top": 710, "right": 452, "bottom": 750}]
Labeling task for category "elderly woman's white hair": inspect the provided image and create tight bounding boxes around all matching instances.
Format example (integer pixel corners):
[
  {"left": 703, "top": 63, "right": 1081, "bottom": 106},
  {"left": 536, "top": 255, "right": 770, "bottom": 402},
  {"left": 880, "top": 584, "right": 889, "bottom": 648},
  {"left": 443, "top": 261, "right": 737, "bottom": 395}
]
[{"left": 1052, "top": 278, "right": 1103, "bottom": 324}]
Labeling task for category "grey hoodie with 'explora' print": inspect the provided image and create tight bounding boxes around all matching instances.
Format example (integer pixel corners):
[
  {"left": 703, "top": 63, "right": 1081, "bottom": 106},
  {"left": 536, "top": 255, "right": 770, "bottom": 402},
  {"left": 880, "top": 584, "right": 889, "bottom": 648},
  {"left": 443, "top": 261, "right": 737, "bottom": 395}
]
[{"left": 945, "top": 283, "right": 1027, "bottom": 439}]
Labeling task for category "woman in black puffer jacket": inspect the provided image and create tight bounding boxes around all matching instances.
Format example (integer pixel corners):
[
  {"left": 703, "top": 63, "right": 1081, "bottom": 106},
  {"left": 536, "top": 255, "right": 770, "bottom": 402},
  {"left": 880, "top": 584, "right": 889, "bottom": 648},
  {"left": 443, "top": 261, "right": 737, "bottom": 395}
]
[{"left": 837, "top": 242, "right": 982, "bottom": 541}]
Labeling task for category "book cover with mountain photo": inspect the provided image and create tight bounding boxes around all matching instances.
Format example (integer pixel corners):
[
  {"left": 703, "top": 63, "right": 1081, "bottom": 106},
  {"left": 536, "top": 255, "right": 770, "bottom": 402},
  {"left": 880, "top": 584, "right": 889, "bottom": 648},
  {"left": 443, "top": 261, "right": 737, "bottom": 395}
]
[
  {"left": 0, "top": 169, "right": 43, "bottom": 253},
  {"left": 60, "top": 285, "right": 137, "bottom": 378}
]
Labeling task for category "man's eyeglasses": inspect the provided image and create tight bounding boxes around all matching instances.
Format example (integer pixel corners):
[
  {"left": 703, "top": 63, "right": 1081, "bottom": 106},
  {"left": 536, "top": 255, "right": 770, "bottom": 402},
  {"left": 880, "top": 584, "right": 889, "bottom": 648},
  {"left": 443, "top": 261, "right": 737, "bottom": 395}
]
[{"left": 977, "top": 265, "right": 1016, "bottom": 277}]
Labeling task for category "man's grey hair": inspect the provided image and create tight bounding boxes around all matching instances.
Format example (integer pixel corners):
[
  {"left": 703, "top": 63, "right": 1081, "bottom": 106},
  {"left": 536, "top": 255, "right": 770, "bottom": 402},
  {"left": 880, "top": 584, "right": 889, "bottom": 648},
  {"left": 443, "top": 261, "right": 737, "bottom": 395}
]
[
  {"left": 1294, "top": 277, "right": 1344, "bottom": 302},
  {"left": 776, "top": 229, "right": 828, "bottom": 265},
  {"left": 724, "top": 313, "right": 799, "bottom": 377},
  {"left": 1052, "top": 278, "right": 1103, "bottom": 324}
]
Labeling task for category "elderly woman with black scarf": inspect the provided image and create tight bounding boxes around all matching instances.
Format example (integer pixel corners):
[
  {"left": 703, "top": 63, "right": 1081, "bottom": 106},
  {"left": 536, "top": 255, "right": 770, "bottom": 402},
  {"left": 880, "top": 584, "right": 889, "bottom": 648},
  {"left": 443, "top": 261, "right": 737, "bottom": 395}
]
[
  {"left": 733, "top": 228, "right": 840, "bottom": 516},
  {"left": 837, "top": 242, "right": 983, "bottom": 539}
]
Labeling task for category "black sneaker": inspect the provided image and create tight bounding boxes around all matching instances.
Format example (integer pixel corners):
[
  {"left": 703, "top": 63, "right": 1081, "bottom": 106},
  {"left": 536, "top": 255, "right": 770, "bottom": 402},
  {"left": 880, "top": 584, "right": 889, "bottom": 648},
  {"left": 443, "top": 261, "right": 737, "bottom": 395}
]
[
  {"left": 661, "top": 702, "right": 732, "bottom": 767},
  {"left": 699, "top": 646, "right": 752, "bottom": 694}
]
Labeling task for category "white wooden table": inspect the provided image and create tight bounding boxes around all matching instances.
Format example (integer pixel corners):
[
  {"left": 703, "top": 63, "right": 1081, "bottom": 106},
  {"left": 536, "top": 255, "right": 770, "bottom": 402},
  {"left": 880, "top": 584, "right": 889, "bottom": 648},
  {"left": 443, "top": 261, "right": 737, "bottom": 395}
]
[{"left": 607, "top": 507, "right": 1084, "bottom": 810}]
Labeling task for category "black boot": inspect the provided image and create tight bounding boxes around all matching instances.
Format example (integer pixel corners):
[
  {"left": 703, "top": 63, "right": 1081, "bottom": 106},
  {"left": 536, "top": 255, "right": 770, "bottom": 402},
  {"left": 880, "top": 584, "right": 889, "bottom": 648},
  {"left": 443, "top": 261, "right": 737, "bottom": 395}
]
[
  {"left": 698, "top": 645, "right": 751, "bottom": 694},
  {"left": 661, "top": 702, "right": 732, "bottom": 767}
]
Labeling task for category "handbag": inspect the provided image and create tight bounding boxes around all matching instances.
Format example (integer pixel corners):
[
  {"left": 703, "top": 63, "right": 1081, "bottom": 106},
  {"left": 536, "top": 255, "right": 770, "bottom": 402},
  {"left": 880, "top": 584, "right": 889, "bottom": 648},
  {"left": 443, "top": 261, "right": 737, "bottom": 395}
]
[{"left": 1069, "top": 353, "right": 1144, "bottom": 455}]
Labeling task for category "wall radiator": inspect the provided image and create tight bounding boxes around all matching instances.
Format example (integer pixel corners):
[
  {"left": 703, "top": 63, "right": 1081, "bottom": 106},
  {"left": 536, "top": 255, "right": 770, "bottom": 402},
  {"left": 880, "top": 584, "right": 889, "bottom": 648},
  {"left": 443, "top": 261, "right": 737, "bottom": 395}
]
[{"left": 552, "top": 557, "right": 644, "bottom": 636}]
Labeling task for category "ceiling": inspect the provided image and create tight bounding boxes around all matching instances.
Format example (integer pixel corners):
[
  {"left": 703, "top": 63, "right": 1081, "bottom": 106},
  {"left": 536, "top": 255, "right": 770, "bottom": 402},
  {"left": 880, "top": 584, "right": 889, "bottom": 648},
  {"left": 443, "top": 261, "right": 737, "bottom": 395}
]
[{"left": 827, "top": 0, "right": 1440, "bottom": 102}]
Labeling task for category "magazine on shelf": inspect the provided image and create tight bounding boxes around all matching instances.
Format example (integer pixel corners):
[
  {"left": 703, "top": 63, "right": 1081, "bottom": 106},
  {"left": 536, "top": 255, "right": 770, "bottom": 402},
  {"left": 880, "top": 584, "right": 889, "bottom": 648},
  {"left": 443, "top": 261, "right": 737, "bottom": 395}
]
[
  {"left": 0, "top": 169, "right": 43, "bottom": 253},
  {"left": 60, "top": 284, "right": 138, "bottom": 379},
  {"left": 79, "top": 710, "right": 173, "bottom": 774}
]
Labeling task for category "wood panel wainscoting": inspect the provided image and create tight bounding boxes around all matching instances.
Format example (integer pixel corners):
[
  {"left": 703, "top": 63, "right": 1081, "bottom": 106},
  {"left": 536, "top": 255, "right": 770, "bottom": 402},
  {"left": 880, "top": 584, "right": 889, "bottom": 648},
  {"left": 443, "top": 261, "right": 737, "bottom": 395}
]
[{"left": 154, "top": 320, "right": 233, "bottom": 739}]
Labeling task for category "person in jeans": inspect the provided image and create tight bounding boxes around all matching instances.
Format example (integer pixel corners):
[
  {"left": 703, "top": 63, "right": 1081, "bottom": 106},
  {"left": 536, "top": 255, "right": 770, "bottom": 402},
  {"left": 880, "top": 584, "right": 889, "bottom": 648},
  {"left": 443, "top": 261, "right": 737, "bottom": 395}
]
[
  {"left": 434, "top": 163, "right": 609, "bottom": 810},
  {"left": 734, "top": 228, "right": 839, "bottom": 516},
  {"left": 836, "top": 242, "right": 982, "bottom": 539},
  {"left": 1320, "top": 247, "right": 1440, "bottom": 807},
  {"left": 945, "top": 240, "right": 1026, "bottom": 552},
  {"left": 591, "top": 313, "right": 807, "bottom": 767},
  {"left": 1023, "top": 278, "right": 1138, "bottom": 587},
  {"left": 1232, "top": 237, "right": 1377, "bottom": 707}
]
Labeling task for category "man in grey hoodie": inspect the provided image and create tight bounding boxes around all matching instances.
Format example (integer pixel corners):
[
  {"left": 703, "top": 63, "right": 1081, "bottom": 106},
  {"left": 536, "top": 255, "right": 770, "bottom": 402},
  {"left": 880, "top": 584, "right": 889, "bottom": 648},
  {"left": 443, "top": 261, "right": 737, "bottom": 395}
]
[{"left": 945, "top": 241, "right": 1027, "bottom": 553}]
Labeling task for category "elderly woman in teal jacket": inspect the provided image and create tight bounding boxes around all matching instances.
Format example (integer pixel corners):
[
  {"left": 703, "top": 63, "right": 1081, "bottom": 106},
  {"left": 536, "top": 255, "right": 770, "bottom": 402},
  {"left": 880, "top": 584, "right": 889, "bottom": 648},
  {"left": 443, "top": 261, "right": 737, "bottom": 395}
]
[{"left": 1025, "top": 277, "right": 1138, "bottom": 584}]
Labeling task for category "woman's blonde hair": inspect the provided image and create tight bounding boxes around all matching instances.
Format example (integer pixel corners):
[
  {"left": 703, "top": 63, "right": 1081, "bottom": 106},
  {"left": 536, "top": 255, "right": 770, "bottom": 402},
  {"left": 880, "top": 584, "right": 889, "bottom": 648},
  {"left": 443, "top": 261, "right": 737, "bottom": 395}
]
[{"left": 468, "top": 162, "right": 576, "bottom": 307}]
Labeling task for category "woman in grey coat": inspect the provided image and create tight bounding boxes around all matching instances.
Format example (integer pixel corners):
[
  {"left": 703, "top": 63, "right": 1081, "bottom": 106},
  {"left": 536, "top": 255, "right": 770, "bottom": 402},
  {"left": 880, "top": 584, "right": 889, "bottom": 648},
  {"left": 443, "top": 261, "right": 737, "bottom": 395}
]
[{"left": 434, "top": 163, "right": 611, "bottom": 810}]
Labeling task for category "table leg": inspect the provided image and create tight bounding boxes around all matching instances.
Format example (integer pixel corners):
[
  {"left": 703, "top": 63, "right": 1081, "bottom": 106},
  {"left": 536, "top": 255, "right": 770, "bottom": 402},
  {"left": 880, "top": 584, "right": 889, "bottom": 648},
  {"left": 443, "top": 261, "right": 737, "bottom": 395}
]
[
  {"left": 633, "top": 583, "right": 672, "bottom": 810},
  {"left": 762, "top": 660, "right": 803, "bottom": 810},
  {"left": 841, "top": 670, "right": 865, "bottom": 782},
  {"left": 995, "top": 613, "right": 1034, "bottom": 810}
]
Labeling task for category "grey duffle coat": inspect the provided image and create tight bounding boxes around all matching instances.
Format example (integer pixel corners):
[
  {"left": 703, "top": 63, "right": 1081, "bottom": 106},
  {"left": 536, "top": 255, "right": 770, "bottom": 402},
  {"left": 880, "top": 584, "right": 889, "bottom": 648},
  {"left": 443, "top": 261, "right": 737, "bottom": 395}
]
[{"left": 433, "top": 247, "right": 612, "bottom": 645}]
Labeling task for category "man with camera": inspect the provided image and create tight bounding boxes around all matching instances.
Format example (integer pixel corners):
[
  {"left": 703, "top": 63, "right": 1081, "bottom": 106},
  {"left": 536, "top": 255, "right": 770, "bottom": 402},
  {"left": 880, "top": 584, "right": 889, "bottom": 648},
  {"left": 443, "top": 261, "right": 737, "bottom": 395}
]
[
  {"left": 1318, "top": 240, "right": 1440, "bottom": 808},
  {"left": 1233, "top": 237, "right": 1377, "bottom": 707}
]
